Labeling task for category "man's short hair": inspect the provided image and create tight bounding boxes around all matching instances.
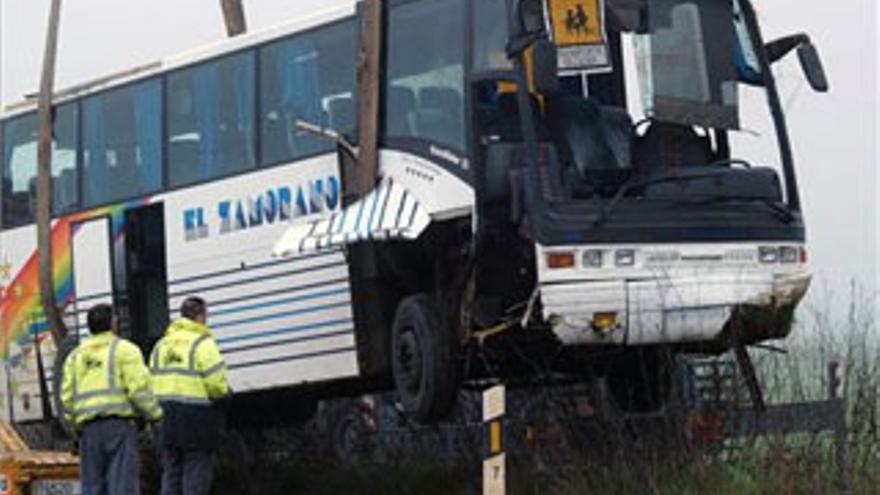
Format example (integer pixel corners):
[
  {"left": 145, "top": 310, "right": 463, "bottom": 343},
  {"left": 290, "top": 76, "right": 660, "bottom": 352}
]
[
  {"left": 87, "top": 304, "right": 114, "bottom": 334},
  {"left": 181, "top": 296, "right": 207, "bottom": 321}
]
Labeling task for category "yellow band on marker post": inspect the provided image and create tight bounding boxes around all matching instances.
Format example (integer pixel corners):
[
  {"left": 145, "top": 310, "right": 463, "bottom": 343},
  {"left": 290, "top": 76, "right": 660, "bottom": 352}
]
[
  {"left": 483, "top": 385, "right": 506, "bottom": 495},
  {"left": 490, "top": 420, "right": 503, "bottom": 455}
]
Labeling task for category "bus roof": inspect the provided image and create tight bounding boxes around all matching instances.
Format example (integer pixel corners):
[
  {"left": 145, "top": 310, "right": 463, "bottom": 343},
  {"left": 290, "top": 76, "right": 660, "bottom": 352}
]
[{"left": 1, "top": 2, "right": 355, "bottom": 120}]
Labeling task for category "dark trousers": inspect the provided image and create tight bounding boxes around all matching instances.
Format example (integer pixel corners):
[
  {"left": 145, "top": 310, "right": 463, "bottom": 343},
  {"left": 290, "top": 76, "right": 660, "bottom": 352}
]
[
  {"left": 160, "top": 447, "right": 214, "bottom": 495},
  {"left": 79, "top": 417, "right": 140, "bottom": 495}
]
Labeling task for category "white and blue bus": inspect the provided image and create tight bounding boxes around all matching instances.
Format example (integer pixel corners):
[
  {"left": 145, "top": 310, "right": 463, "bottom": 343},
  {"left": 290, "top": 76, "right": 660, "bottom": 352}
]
[{"left": 0, "top": 0, "right": 826, "bottom": 426}]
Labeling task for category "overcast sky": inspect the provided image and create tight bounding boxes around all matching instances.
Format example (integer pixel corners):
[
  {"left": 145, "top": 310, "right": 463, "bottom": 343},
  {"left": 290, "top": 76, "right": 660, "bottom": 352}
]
[{"left": 0, "top": 0, "right": 877, "bottom": 314}]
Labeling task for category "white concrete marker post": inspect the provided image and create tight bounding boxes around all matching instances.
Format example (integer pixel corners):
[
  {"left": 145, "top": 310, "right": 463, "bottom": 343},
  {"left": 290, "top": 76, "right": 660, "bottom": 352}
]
[{"left": 483, "top": 384, "right": 506, "bottom": 495}]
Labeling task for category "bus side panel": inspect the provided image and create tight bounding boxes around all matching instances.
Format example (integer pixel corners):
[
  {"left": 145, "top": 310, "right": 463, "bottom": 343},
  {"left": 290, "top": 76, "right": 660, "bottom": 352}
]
[
  {"left": 70, "top": 216, "right": 115, "bottom": 336},
  {"left": 159, "top": 155, "right": 360, "bottom": 394},
  {"left": 0, "top": 225, "right": 51, "bottom": 423}
]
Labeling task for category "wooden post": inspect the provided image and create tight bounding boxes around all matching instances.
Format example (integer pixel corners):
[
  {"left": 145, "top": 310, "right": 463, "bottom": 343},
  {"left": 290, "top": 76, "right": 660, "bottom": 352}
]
[
  {"left": 828, "top": 359, "right": 846, "bottom": 472},
  {"left": 483, "top": 385, "right": 506, "bottom": 495},
  {"left": 354, "top": 0, "right": 382, "bottom": 197},
  {"left": 219, "top": 0, "right": 247, "bottom": 37},
  {"left": 36, "top": 0, "right": 69, "bottom": 346}
]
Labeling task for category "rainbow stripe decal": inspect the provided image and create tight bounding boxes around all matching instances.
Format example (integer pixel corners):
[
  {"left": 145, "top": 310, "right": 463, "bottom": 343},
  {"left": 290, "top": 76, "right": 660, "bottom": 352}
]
[{"left": 0, "top": 199, "right": 147, "bottom": 361}]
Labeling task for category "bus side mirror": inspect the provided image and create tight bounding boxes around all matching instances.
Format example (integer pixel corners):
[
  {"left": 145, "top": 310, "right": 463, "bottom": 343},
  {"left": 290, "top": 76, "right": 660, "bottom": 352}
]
[
  {"left": 765, "top": 34, "right": 829, "bottom": 93},
  {"left": 797, "top": 42, "right": 829, "bottom": 93},
  {"left": 531, "top": 39, "right": 559, "bottom": 95}
]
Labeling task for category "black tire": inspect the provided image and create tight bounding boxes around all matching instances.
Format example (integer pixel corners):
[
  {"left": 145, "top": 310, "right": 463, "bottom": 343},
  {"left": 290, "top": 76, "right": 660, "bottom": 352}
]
[
  {"left": 52, "top": 333, "right": 80, "bottom": 438},
  {"left": 330, "top": 400, "right": 376, "bottom": 465},
  {"left": 391, "top": 294, "right": 461, "bottom": 423}
]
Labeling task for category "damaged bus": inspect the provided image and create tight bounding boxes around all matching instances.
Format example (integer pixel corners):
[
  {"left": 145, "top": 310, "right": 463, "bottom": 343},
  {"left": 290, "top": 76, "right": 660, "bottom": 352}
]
[{"left": 0, "top": 0, "right": 827, "bottom": 429}]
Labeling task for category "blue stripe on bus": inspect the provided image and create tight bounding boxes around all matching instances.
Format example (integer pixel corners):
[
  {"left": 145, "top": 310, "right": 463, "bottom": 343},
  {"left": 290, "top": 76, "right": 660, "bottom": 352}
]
[
  {"left": 212, "top": 301, "right": 351, "bottom": 330},
  {"left": 365, "top": 182, "right": 383, "bottom": 234},
  {"left": 168, "top": 260, "right": 346, "bottom": 299},
  {"left": 336, "top": 205, "right": 349, "bottom": 235},
  {"left": 168, "top": 277, "right": 350, "bottom": 315},
  {"left": 167, "top": 248, "right": 342, "bottom": 288},
  {"left": 222, "top": 328, "right": 354, "bottom": 355},
  {"left": 227, "top": 346, "right": 357, "bottom": 371},
  {"left": 216, "top": 317, "right": 354, "bottom": 345},
  {"left": 206, "top": 286, "right": 350, "bottom": 318},
  {"left": 375, "top": 178, "right": 394, "bottom": 231},
  {"left": 352, "top": 194, "right": 368, "bottom": 233}
]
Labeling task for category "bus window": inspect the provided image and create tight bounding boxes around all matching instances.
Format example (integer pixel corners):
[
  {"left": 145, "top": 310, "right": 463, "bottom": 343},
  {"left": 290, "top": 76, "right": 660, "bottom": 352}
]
[
  {"left": 385, "top": 0, "right": 466, "bottom": 151},
  {"left": 53, "top": 105, "right": 79, "bottom": 213},
  {"left": 260, "top": 20, "right": 357, "bottom": 166},
  {"left": 167, "top": 51, "right": 256, "bottom": 188},
  {"left": 1, "top": 115, "right": 35, "bottom": 228},
  {"left": 1, "top": 104, "right": 79, "bottom": 228},
  {"left": 83, "top": 80, "right": 162, "bottom": 207},
  {"left": 473, "top": 0, "right": 511, "bottom": 72}
]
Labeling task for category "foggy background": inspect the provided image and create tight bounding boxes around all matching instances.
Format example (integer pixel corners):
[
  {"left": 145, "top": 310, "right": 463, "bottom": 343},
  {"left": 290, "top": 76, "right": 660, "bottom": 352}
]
[{"left": 0, "top": 0, "right": 877, "bottom": 319}]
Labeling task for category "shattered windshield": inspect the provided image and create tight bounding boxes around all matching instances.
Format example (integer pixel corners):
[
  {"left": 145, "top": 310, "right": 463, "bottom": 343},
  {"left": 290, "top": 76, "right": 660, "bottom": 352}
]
[
  {"left": 634, "top": 0, "right": 746, "bottom": 130},
  {"left": 471, "top": 0, "right": 785, "bottom": 206}
]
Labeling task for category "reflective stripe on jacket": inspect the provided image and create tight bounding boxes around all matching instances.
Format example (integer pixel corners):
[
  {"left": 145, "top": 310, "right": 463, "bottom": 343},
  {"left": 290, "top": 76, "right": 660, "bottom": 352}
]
[
  {"left": 150, "top": 318, "right": 228, "bottom": 405},
  {"left": 61, "top": 332, "right": 163, "bottom": 427}
]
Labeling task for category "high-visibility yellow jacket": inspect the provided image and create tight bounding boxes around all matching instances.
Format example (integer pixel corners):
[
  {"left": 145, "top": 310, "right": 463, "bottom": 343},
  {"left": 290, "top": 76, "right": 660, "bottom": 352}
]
[
  {"left": 60, "top": 332, "right": 163, "bottom": 428},
  {"left": 151, "top": 317, "right": 229, "bottom": 449},
  {"left": 150, "top": 318, "right": 229, "bottom": 405},
  {"left": 150, "top": 317, "right": 229, "bottom": 404}
]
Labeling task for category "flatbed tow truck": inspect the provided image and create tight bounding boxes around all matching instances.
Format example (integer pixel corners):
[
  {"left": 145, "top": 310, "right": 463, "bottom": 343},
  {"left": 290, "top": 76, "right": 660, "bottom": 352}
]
[{"left": 0, "top": 422, "right": 78, "bottom": 495}]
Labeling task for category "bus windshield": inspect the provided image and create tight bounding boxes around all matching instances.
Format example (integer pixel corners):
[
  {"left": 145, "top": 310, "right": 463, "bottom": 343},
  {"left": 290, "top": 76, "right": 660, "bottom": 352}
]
[
  {"left": 633, "top": 0, "right": 752, "bottom": 130},
  {"left": 473, "top": 0, "right": 784, "bottom": 206}
]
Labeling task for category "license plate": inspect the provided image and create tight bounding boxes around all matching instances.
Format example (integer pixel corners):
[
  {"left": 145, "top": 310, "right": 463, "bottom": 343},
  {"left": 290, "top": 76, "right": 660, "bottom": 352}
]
[{"left": 31, "top": 479, "right": 81, "bottom": 495}]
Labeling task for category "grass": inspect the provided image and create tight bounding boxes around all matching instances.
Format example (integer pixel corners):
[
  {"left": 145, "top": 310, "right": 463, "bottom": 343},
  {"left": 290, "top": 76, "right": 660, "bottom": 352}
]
[
  {"left": 213, "top": 460, "right": 474, "bottom": 495},
  {"left": 207, "top": 285, "right": 880, "bottom": 494}
]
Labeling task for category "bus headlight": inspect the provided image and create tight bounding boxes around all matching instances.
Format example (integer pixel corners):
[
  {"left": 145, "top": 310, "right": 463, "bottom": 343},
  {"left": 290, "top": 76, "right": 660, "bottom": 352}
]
[
  {"left": 780, "top": 246, "right": 799, "bottom": 264},
  {"left": 758, "top": 246, "right": 779, "bottom": 264},
  {"left": 615, "top": 249, "right": 636, "bottom": 267},
  {"left": 582, "top": 250, "right": 604, "bottom": 268}
]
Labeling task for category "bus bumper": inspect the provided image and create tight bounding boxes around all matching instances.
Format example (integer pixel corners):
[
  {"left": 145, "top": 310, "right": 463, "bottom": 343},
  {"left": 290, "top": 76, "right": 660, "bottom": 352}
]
[{"left": 539, "top": 271, "right": 811, "bottom": 346}]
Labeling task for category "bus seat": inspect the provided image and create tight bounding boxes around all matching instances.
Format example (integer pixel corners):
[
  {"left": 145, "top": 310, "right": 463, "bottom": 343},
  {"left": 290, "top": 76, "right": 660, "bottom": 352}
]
[
  {"left": 416, "top": 87, "right": 462, "bottom": 146},
  {"left": 600, "top": 106, "right": 634, "bottom": 172},
  {"left": 8, "top": 192, "right": 31, "bottom": 223},
  {"left": 484, "top": 142, "right": 521, "bottom": 202},
  {"left": 545, "top": 94, "right": 632, "bottom": 178},
  {"left": 477, "top": 92, "right": 544, "bottom": 142},
  {"left": 634, "top": 122, "right": 714, "bottom": 175},
  {"left": 327, "top": 97, "right": 356, "bottom": 138},
  {"left": 483, "top": 141, "right": 563, "bottom": 203},
  {"left": 387, "top": 86, "right": 418, "bottom": 138}
]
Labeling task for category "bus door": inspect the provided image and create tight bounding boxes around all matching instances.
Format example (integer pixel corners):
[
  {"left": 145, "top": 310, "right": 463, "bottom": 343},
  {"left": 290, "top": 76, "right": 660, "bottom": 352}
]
[
  {"left": 71, "top": 216, "right": 115, "bottom": 337},
  {"left": 117, "top": 204, "right": 169, "bottom": 355}
]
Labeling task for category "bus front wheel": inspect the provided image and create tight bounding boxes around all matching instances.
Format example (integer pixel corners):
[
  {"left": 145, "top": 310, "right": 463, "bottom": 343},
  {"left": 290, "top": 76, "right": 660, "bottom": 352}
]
[{"left": 391, "top": 294, "right": 460, "bottom": 423}]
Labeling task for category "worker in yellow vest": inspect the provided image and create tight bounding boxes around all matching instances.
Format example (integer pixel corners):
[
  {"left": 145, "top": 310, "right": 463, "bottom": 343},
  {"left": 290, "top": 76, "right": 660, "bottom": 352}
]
[
  {"left": 61, "top": 303, "right": 163, "bottom": 495},
  {"left": 151, "top": 296, "right": 229, "bottom": 495}
]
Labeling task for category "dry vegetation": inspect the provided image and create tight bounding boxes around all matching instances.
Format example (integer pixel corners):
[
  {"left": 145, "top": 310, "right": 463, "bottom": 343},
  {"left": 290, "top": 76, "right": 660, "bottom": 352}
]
[{"left": 207, "top": 287, "right": 880, "bottom": 494}]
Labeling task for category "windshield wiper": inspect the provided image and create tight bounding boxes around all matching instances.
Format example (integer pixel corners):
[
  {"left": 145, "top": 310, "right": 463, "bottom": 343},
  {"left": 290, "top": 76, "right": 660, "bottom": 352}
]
[{"left": 592, "top": 171, "right": 729, "bottom": 228}]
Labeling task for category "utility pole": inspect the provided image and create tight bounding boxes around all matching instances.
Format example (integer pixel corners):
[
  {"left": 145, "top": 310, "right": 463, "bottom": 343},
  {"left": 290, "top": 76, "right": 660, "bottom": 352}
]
[
  {"left": 219, "top": 0, "right": 247, "bottom": 37},
  {"left": 354, "top": 0, "right": 382, "bottom": 196},
  {"left": 36, "top": 0, "right": 68, "bottom": 345}
]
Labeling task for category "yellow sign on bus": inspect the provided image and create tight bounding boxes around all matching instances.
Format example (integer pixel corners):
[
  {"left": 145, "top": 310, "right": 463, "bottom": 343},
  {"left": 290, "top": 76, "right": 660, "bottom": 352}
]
[{"left": 549, "top": 0, "right": 604, "bottom": 47}]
